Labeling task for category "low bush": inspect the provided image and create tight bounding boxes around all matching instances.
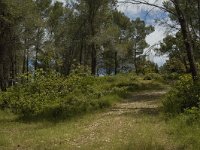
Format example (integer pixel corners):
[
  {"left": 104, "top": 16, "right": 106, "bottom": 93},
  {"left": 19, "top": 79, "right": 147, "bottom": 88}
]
[
  {"left": 183, "top": 107, "right": 200, "bottom": 125},
  {"left": 0, "top": 69, "right": 105, "bottom": 118},
  {"left": 0, "top": 70, "right": 130, "bottom": 118},
  {"left": 0, "top": 69, "right": 166, "bottom": 119},
  {"left": 143, "top": 73, "right": 163, "bottom": 81},
  {"left": 163, "top": 75, "right": 200, "bottom": 115},
  {"left": 163, "top": 72, "right": 180, "bottom": 81}
]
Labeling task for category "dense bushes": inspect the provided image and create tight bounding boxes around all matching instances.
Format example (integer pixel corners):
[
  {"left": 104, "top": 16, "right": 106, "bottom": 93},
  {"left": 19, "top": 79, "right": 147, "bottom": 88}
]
[
  {"left": 163, "top": 72, "right": 180, "bottom": 81},
  {"left": 143, "top": 73, "right": 163, "bottom": 81},
  {"left": 0, "top": 69, "right": 166, "bottom": 119},
  {"left": 163, "top": 75, "right": 200, "bottom": 114},
  {"left": 0, "top": 69, "right": 113, "bottom": 118}
]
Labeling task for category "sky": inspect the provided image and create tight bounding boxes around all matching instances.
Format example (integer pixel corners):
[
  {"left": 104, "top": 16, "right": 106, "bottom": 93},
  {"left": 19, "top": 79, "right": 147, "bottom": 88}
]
[
  {"left": 117, "top": 0, "right": 169, "bottom": 66},
  {"left": 55, "top": 0, "right": 169, "bottom": 66}
]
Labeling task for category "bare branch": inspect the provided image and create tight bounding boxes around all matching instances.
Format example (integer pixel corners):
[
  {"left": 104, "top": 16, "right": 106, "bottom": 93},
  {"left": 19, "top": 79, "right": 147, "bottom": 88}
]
[{"left": 118, "top": 0, "right": 177, "bottom": 17}]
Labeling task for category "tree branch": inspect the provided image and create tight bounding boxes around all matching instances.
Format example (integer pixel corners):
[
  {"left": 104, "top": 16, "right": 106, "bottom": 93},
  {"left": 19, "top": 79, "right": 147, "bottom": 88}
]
[{"left": 118, "top": 0, "right": 177, "bottom": 17}]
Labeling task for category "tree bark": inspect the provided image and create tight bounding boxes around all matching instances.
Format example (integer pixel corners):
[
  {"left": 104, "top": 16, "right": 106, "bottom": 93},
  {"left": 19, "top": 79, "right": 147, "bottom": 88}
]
[
  {"left": 114, "top": 51, "right": 118, "bottom": 75},
  {"left": 91, "top": 44, "right": 96, "bottom": 75},
  {"left": 0, "top": 63, "right": 4, "bottom": 91},
  {"left": 88, "top": 1, "right": 97, "bottom": 75},
  {"left": 197, "top": 0, "right": 200, "bottom": 38},
  {"left": 79, "top": 38, "right": 84, "bottom": 65},
  {"left": 26, "top": 48, "right": 29, "bottom": 81},
  {"left": 134, "top": 42, "right": 138, "bottom": 74},
  {"left": 173, "top": 0, "right": 198, "bottom": 80}
]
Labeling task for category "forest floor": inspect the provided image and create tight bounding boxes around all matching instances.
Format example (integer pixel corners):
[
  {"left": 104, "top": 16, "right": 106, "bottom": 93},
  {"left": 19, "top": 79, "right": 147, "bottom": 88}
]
[{"left": 0, "top": 89, "right": 189, "bottom": 150}]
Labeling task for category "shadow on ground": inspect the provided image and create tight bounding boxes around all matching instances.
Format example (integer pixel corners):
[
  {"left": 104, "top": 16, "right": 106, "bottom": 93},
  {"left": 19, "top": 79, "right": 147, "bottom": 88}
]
[
  {"left": 103, "top": 90, "right": 167, "bottom": 118},
  {"left": 124, "top": 91, "right": 167, "bottom": 102}
]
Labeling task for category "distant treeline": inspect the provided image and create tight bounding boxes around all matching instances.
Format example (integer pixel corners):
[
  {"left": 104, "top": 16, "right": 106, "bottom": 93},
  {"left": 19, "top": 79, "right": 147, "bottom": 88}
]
[{"left": 0, "top": 0, "right": 156, "bottom": 91}]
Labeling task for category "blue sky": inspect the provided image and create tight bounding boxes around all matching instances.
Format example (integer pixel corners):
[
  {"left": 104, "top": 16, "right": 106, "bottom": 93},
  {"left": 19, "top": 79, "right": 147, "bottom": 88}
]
[{"left": 118, "top": 0, "right": 169, "bottom": 66}]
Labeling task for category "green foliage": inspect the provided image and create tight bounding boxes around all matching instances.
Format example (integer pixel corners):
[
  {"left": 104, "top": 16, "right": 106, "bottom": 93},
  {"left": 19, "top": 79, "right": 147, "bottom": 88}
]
[
  {"left": 0, "top": 69, "right": 99, "bottom": 118},
  {"left": 143, "top": 73, "right": 163, "bottom": 81},
  {"left": 0, "top": 70, "right": 165, "bottom": 119},
  {"left": 163, "top": 72, "right": 181, "bottom": 81},
  {"left": 182, "top": 107, "right": 200, "bottom": 125},
  {"left": 0, "top": 70, "right": 64, "bottom": 116},
  {"left": 136, "top": 57, "right": 159, "bottom": 75},
  {"left": 163, "top": 75, "right": 200, "bottom": 114},
  {"left": 98, "top": 73, "right": 165, "bottom": 94},
  {"left": 167, "top": 107, "right": 200, "bottom": 150},
  {"left": 161, "top": 58, "right": 187, "bottom": 74}
]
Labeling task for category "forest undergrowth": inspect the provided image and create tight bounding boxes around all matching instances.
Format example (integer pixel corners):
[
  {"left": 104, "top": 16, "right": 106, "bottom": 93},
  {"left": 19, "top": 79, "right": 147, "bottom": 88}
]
[{"left": 1, "top": 72, "right": 200, "bottom": 150}]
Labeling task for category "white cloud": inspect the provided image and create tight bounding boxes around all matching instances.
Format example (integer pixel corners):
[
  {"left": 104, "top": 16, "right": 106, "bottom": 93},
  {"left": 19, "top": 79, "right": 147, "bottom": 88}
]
[
  {"left": 118, "top": 0, "right": 164, "bottom": 14},
  {"left": 145, "top": 25, "right": 169, "bottom": 66},
  {"left": 146, "top": 25, "right": 165, "bottom": 45},
  {"left": 52, "top": 0, "right": 65, "bottom": 4},
  {"left": 118, "top": 0, "right": 169, "bottom": 66}
]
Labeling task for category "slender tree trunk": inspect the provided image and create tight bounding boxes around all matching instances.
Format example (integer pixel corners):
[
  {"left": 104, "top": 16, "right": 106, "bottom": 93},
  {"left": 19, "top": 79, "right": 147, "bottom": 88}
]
[
  {"left": 83, "top": 44, "right": 87, "bottom": 66},
  {"left": 26, "top": 48, "right": 29, "bottom": 81},
  {"left": 0, "top": 63, "right": 3, "bottom": 91},
  {"left": 22, "top": 49, "right": 26, "bottom": 74},
  {"left": 3, "top": 56, "right": 10, "bottom": 91},
  {"left": 88, "top": 1, "right": 97, "bottom": 75},
  {"left": 0, "top": 45, "right": 4, "bottom": 91},
  {"left": 173, "top": 0, "right": 198, "bottom": 80},
  {"left": 114, "top": 51, "right": 118, "bottom": 75},
  {"left": 91, "top": 44, "right": 96, "bottom": 75},
  {"left": 197, "top": 0, "right": 200, "bottom": 37},
  {"left": 35, "top": 29, "right": 40, "bottom": 71},
  {"left": 79, "top": 39, "right": 83, "bottom": 65},
  {"left": 181, "top": 55, "right": 189, "bottom": 73},
  {"left": 0, "top": 46, "right": 9, "bottom": 91},
  {"left": 35, "top": 45, "right": 39, "bottom": 71},
  {"left": 134, "top": 42, "right": 138, "bottom": 74},
  {"left": 10, "top": 53, "right": 16, "bottom": 86},
  {"left": 14, "top": 52, "right": 17, "bottom": 84}
]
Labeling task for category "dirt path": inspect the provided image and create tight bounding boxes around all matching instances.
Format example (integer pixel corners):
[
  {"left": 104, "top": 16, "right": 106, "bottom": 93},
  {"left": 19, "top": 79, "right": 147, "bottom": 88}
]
[
  {"left": 109, "top": 90, "right": 166, "bottom": 116},
  {"left": 1, "top": 90, "right": 178, "bottom": 150},
  {"left": 63, "top": 90, "right": 177, "bottom": 150}
]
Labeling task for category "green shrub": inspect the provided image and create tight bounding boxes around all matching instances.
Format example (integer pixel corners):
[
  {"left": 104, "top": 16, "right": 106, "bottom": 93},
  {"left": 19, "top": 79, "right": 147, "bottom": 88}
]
[
  {"left": 163, "top": 72, "right": 180, "bottom": 81},
  {"left": 0, "top": 70, "right": 166, "bottom": 119},
  {"left": 0, "top": 70, "right": 63, "bottom": 116},
  {"left": 143, "top": 73, "right": 163, "bottom": 81},
  {"left": 0, "top": 70, "right": 132, "bottom": 118},
  {"left": 183, "top": 107, "right": 200, "bottom": 125},
  {"left": 98, "top": 95, "right": 120, "bottom": 108},
  {"left": 163, "top": 75, "right": 200, "bottom": 114}
]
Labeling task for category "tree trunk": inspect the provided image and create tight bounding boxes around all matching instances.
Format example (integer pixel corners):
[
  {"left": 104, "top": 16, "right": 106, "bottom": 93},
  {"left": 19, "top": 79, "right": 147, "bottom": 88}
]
[
  {"left": 197, "top": 0, "right": 200, "bottom": 38},
  {"left": 0, "top": 63, "right": 4, "bottom": 91},
  {"left": 79, "top": 39, "right": 83, "bottom": 65},
  {"left": 26, "top": 48, "right": 29, "bottom": 81},
  {"left": 35, "top": 45, "right": 39, "bottom": 71},
  {"left": 35, "top": 29, "right": 40, "bottom": 71},
  {"left": 22, "top": 49, "right": 26, "bottom": 74},
  {"left": 134, "top": 42, "right": 138, "bottom": 74},
  {"left": 173, "top": 0, "right": 198, "bottom": 80},
  {"left": 10, "top": 52, "right": 16, "bottom": 86},
  {"left": 114, "top": 51, "right": 118, "bottom": 75},
  {"left": 91, "top": 44, "right": 96, "bottom": 75},
  {"left": 88, "top": 1, "right": 97, "bottom": 76}
]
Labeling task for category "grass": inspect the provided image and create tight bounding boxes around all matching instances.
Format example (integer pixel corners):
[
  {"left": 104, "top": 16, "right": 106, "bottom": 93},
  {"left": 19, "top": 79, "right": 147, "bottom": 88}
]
[
  {"left": 0, "top": 110, "right": 172, "bottom": 150},
  {"left": 0, "top": 74, "right": 200, "bottom": 150},
  {"left": 166, "top": 116, "right": 200, "bottom": 150}
]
